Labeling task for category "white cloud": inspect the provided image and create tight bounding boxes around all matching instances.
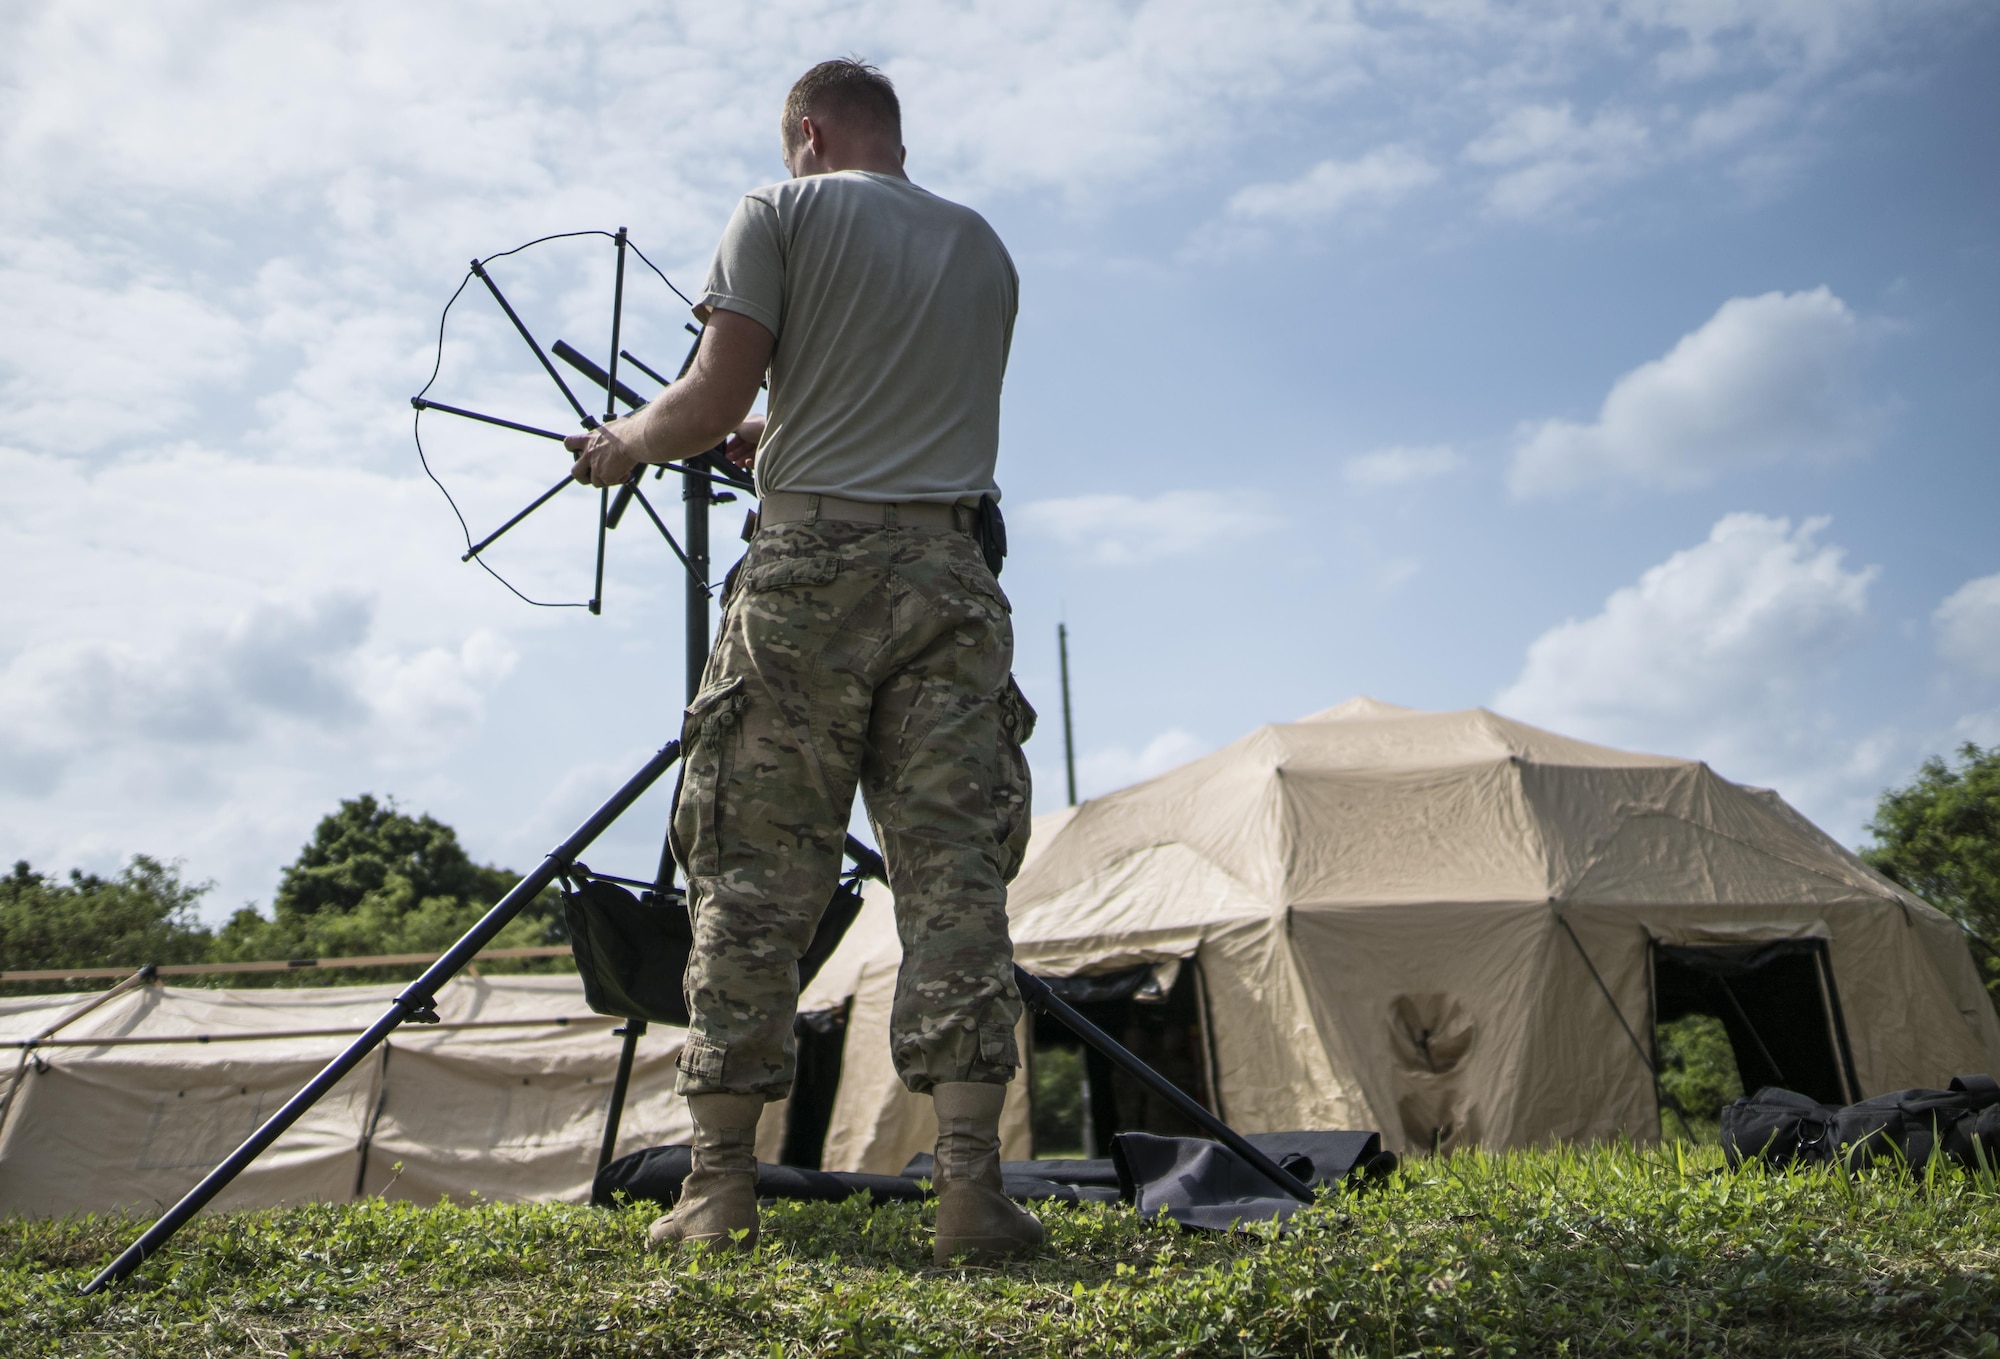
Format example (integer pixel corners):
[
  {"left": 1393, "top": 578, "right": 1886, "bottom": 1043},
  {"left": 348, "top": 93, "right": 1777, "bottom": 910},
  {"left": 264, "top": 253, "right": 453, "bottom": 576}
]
[
  {"left": 1496, "top": 512, "right": 1886, "bottom": 823},
  {"left": 1936, "top": 573, "right": 2000, "bottom": 679},
  {"left": 1226, "top": 147, "right": 1439, "bottom": 225},
  {"left": 1013, "top": 491, "right": 1283, "bottom": 566},
  {"left": 1075, "top": 728, "right": 1209, "bottom": 800},
  {"left": 0, "top": 0, "right": 1969, "bottom": 911},
  {"left": 1508, "top": 287, "right": 1872, "bottom": 497},
  {"left": 1955, "top": 708, "right": 2000, "bottom": 749},
  {"left": 0, "top": 443, "right": 555, "bottom": 913},
  {"left": 1343, "top": 444, "right": 1462, "bottom": 488},
  {"left": 1629, "top": 0, "right": 1909, "bottom": 80},
  {"left": 1464, "top": 103, "right": 1653, "bottom": 218}
]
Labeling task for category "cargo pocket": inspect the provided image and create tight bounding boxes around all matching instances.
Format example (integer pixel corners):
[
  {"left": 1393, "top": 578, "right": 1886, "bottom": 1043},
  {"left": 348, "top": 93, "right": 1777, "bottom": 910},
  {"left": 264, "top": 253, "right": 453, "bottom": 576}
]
[
  {"left": 994, "top": 677, "right": 1037, "bottom": 881},
  {"left": 744, "top": 556, "right": 840, "bottom": 592},
  {"left": 950, "top": 561, "right": 1012, "bottom": 618},
  {"left": 677, "top": 1033, "right": 727, "bottom": 1085},
  {"left": 669, "top": 676, "right": 749, "bottom": 879},
  {"left": 977, "top": 1018, "right": 1020, "bottom": 1072}
]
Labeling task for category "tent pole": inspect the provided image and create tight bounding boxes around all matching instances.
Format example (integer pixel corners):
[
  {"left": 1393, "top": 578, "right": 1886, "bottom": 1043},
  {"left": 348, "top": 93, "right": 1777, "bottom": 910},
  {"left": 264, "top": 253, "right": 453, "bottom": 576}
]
[
  {"left": 0, "top": 964, "right": 156, "bottom": 1137},
  {"left": 82, "top": 741, "right": 683, "bottom": 1296}
]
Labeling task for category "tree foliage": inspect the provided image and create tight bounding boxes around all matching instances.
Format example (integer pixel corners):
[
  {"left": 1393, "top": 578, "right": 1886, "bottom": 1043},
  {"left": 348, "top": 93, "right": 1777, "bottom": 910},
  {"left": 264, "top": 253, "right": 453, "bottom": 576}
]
[
  {"left": 1657, "top": 1012, "right": 1744, "bottom": 1134},
  {"left": 270, "top": 795, "right": 518, "bottom": 920},
  {"left": 5, "top": 795, "right": 566, "bottom": 990},
  {"left": 212, "top": 795, "right": 564, "bottom": 981},
  {"left": 0, "top": 857, "right": 213, "bottom": 988},
  {"left": 1863, "top": 742, "right": 2000, "bottom": 994}
]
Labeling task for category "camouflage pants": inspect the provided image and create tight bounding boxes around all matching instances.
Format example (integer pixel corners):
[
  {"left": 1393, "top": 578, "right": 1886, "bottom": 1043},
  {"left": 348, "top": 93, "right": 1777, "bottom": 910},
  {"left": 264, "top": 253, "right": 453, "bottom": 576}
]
[{"left": 670, "top": 516, "right": 1034, "bottom": 1100}]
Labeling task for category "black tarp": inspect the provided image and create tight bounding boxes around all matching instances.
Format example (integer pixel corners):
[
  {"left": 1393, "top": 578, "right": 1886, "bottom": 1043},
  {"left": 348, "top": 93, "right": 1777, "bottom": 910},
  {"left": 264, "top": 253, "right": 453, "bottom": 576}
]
[{"left": 595, "top": 1129, "right": 1394, "bottom": 1231}]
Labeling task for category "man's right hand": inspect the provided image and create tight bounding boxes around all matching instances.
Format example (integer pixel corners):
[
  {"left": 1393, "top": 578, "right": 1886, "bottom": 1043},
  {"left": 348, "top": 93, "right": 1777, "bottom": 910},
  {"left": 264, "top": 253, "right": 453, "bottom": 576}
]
[{"left": 724, "top": 414, "right": 766, "bottom": 472}]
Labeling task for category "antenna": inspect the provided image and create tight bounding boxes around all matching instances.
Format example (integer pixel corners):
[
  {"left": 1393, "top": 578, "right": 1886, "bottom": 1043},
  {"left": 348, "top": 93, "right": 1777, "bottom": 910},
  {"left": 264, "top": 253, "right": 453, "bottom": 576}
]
[
  {"left": 1059, "top": 622, "right": 1078, "bottom": 808},
  {"left": 410, "top": 229, "right": 753, "bottom": 613}
]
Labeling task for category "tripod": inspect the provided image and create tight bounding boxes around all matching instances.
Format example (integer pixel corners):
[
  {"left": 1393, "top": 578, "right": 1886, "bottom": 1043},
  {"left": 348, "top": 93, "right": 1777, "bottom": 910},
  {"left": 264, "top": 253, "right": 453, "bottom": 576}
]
[{"left": 81, "top": 231, "right": 1311, "bottom": 1294}]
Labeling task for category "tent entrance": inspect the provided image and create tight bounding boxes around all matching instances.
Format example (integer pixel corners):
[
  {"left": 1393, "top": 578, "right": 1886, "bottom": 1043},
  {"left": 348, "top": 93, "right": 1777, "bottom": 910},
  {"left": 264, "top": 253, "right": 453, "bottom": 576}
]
[
  {"left": 779, "top": 1003, "right": 850, "bottom": 1169},
  {"left": 1027, "top": 961, "right": 1216, "bottom": 1158},
  {"left": 1649, "top": 939, "right": 1859, "bottom": 1110}
]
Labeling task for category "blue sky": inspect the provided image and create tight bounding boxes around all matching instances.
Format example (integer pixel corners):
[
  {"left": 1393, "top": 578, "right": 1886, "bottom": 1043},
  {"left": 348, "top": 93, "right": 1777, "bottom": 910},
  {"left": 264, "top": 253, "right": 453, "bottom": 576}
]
[{"left": 3, "top": 1, "right": 1996, "bottom": 919}]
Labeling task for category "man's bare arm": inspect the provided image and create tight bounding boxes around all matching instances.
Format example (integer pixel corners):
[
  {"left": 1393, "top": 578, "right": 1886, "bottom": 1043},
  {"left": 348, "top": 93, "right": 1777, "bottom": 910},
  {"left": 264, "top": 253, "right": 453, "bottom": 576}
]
[{"left": 566, "top": 309, "right": 774, "bottom": 486}]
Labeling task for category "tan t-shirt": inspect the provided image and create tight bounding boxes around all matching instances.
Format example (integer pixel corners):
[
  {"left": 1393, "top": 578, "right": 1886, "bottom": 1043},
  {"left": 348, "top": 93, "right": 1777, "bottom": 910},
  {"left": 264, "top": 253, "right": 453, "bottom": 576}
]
[{"left": 698, "top": 170, "right": 1018, "bottom": 505}]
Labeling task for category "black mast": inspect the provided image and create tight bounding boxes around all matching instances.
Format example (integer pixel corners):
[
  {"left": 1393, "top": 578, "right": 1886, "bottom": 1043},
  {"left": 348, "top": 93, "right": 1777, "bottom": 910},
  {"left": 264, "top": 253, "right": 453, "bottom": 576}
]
[{"left": 1059, "top": 623, "right": 1078, "bottom": 808}]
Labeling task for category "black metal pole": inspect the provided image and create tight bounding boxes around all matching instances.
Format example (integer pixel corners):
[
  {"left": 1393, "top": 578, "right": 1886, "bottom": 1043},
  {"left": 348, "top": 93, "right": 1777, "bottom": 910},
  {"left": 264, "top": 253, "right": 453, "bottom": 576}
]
[
  {"left": 1011, "top": 968, "right": 1313, "bottom": 1202},
  {"left": 411, "top": 397, "right": 569, "bottom": 443},
  {"left": 625, "top": 483, "right": 709, "bottom": 594},
  {"left": 1059, "top": 622, "right": 1077, "bottom": 808},
  {"left": 597, "top": 1019, "right": 647, "bottom": 1172},
  {"left": 603, "top": 230, "right": 628, "bottom": 426},
  {"left": 608, "top": 320, "right": 719, "bottom": 1163},
  {"left": 556, "top": 339, "right": 650, "bottom": 412},
  {"left": 590, "top": 488, "right": 607, "bottom": 615},
  {"left": 471, "top": 258, "right": 597, "bottom": 429},
  {"left": 462, "top": 475, "right": 575, "bottom": 562},
  {"left": 82, "top": 741, "right": 684, "bottom": 1295},
  {"left": 684, "top": 447, "right": 711, "bottom": 702}
]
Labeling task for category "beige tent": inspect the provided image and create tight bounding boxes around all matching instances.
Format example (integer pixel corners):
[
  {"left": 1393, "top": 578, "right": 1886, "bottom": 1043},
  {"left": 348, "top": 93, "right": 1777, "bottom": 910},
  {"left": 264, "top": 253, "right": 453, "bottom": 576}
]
[
  {"left": 796, "top": 698, "right": 2000, "bottom": 1168},
  {"left": 0, "top": 974, "right": 715, "bottom": 1218}
]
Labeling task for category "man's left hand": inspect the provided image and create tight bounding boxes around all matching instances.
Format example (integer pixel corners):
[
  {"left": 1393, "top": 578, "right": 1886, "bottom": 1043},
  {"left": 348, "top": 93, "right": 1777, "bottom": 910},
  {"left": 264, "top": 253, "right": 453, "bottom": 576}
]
[{"left": 565, "top": 417, "right": 644, "bottom": 487}]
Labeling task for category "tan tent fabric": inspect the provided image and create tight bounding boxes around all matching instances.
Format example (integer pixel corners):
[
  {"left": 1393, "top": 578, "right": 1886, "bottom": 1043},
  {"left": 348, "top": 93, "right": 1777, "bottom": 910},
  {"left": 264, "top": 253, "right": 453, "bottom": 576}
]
[
  {"left": 803, "top": 698, "right": 2000, "bottom": 1163},
  {"left": 0, "top": 974, "right": 693, "bottom": 1217}
]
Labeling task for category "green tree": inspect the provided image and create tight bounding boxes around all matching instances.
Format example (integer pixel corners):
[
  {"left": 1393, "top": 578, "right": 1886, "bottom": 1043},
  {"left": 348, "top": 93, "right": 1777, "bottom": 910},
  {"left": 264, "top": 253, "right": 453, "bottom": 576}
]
[
  {"left": 0, "top": 857, "right": 214, "bottom": 991},
  {"left": 213, "top": 795, "right": 565, "bottom": 982},
  {"left": 1863, "top": 742, "right": 2000, "bottom": 997},
  {"left": 1657, "top": 1012, "right": 1744, "bottom": 1141}
]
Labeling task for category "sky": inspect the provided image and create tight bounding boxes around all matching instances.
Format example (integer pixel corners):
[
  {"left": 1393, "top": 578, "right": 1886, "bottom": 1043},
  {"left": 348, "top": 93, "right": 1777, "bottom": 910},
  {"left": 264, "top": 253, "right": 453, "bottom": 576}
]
[{"left": 2, "top": 1, "right": 1997, "bottom": 922}]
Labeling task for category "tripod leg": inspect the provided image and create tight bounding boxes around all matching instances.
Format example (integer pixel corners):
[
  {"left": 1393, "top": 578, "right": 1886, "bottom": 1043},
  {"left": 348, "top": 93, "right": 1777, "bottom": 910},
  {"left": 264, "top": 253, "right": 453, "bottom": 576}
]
[
  {"left": 1013, "top": 967, "right": 1312, "bottom": 1202},
  {"left": 597, "top": 1020, "right": 647, "bottom": 1173},
  {"left": 81, "top": 740, "right": 685, "bottom": 1295}
]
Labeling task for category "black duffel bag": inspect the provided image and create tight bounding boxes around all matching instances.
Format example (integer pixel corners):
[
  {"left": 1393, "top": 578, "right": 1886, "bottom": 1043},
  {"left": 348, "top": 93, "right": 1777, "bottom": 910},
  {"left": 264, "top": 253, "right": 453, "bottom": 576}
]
[
  {"left": 1833, "top": 1074, "right": 2000, "bottom": 1172},
  {"left": 1718, "top": 1086, "right": 1839, "bottom": 1169},
  {"left": 1722, "top": 1074, "right": 2000, "bottom": 1173}
]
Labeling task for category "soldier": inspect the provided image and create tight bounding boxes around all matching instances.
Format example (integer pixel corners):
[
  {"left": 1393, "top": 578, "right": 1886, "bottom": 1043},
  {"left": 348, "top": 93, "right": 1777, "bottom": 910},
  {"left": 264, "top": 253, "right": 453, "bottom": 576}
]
[{"left": 566, "top": 58, "right": 1041, "bottom": 1265}]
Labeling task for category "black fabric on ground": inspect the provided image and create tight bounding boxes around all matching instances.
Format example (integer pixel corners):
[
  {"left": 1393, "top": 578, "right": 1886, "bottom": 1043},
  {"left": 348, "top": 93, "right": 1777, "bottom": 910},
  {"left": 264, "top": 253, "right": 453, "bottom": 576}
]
[
  {"left": 897, "top": 1152, "right": 1123, "bottom": 1203},
  {"left": 900, "top": 1152, "right": 1123, "bottom": 1189},
  {"left": 599, "top": 1127, "right": 1389, "bottom": 1221},
  {"left": 1111, "top": 1134, "right": 1310, "bottom": 1230},
  {"left": 1240, "top": 1131, "right": 1386, "bottom": 1190},
  {"left": 593, "top": 1146, "right": 925, "bottom": 1208},
  {"left": 1108, "top": 1130, "right": 1390, "bottom": 1231}
]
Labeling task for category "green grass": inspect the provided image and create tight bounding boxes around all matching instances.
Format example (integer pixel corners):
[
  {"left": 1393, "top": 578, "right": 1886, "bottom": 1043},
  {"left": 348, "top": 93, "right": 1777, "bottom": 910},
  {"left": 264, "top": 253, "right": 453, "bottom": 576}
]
[{"left": 9, "top": 1144, "right": 2000, "bottom": 1357}]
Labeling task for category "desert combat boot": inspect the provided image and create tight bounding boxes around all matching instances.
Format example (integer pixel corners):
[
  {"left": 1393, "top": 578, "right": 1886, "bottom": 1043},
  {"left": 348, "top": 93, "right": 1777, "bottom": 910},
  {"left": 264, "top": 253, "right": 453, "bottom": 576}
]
[
  {"left": 930, "top": 1081, "right": 1045, "bottom": 1265},
  {"left": 647, "top": 1092, "right": 761, "bottom": 1252}
]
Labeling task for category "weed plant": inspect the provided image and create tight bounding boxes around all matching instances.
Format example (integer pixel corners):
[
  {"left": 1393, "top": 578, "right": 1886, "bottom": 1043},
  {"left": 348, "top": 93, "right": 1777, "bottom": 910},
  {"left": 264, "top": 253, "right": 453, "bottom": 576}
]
[{"left": 8, "top": 1143, "right": 2000, "bottom": 1357}]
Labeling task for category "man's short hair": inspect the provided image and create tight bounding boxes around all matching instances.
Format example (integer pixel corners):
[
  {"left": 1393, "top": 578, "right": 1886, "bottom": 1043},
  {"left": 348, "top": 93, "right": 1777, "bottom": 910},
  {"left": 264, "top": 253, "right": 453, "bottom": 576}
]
[{"left": 782, "top": 58, "right": 901, "bottom": 157}]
